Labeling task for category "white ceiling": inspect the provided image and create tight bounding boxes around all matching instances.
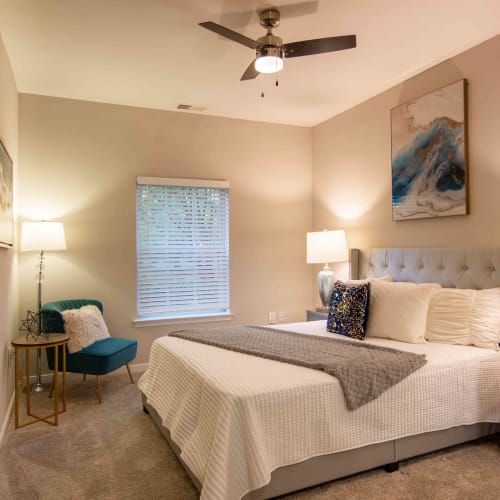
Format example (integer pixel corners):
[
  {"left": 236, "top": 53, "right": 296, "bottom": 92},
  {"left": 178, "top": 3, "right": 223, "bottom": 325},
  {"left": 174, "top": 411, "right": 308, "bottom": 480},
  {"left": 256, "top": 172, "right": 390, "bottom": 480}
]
[{"left": 1, "top": 0, "right": 499, "bottom": 127}]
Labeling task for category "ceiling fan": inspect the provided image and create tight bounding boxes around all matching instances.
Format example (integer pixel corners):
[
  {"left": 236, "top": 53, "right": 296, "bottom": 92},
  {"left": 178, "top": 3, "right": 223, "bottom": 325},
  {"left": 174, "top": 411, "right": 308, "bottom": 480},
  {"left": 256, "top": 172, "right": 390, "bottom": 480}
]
[{"left": 199, "top": 7, "right": 356, "bottom": 81}]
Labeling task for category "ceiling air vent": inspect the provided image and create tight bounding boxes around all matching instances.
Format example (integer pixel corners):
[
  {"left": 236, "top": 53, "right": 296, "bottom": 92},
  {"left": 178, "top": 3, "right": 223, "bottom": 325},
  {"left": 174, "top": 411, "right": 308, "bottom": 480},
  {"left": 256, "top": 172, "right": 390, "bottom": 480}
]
[{"left": 176, "top": 104, "right": 207, "bottom": 112}]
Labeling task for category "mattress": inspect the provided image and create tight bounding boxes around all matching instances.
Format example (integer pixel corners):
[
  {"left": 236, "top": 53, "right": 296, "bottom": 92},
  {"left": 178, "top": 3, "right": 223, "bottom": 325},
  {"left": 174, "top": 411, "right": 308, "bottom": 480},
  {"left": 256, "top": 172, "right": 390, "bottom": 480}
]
[{"left": 138, "top": 320, "right": 500, "bottom": 500}]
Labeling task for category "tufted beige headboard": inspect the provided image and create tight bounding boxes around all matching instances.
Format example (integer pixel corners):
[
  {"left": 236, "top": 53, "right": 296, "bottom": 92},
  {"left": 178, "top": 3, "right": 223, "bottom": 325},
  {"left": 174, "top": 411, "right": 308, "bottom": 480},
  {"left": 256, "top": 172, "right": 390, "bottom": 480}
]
[{"left": 353, "top": 247, "right": 500, "bottom": 289}]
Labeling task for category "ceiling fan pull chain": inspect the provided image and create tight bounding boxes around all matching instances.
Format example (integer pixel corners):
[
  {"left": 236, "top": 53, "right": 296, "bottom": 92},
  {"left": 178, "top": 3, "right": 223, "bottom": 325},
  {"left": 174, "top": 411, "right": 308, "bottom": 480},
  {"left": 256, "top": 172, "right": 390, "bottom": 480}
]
[
  {"left": 276, "top": 79, "right": 279, "bottom": 87},
  {"left": 261, "top": 91, "right": 265, "bottom": 98}
]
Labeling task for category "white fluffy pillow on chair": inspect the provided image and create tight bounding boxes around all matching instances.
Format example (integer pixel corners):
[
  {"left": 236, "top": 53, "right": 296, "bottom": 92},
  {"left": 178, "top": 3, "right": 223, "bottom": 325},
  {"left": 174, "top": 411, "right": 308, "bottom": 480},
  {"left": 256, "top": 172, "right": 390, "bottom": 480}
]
[
  {"left": 365, "top": 281, "right": 441, "bottom": 344},
  {"left": 62, "top": 305, "right": 110, "bottom": 353}
]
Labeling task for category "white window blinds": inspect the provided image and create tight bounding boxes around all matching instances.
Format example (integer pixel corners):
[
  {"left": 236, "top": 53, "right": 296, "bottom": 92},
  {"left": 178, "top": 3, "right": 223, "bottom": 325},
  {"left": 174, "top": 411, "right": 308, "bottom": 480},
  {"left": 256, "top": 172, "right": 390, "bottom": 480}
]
[{"left": 136, "top": 177, "right": 230, "bottom": 320}]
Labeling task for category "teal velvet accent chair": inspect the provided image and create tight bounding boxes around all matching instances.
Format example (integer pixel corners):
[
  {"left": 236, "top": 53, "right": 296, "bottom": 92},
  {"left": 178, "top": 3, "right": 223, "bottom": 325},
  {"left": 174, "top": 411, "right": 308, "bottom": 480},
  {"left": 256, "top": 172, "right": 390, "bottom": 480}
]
[{"left": 41, "top": 299, "right": 138, "bottom": 403}]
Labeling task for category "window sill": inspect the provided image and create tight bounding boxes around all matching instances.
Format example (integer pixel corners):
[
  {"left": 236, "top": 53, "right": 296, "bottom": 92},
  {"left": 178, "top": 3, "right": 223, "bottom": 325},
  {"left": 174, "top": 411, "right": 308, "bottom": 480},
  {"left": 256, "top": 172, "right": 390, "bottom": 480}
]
[{"left": 133, "top": 312, "right": 233, "bottom": 328}]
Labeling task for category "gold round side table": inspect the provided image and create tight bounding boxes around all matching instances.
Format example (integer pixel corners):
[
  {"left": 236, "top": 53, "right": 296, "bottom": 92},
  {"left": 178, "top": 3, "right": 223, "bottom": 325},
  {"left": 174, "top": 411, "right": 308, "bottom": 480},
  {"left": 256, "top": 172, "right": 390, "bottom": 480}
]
[{"left": 11, "top": 333, "right": 70, "bottom": 428}]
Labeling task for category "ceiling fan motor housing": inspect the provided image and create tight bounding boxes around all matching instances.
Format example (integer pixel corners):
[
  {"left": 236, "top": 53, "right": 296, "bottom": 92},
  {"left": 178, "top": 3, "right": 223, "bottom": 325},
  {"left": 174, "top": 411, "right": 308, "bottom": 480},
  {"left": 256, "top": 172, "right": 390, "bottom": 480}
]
[
  {"left": 256, "top": 34, "right": 284, "bottom": 59},
  {"left": 259, "top": 8, "right": 280, "bottom": 29},
  {"left": 257, "top": 10, "right": 283, "bottom": 62}
]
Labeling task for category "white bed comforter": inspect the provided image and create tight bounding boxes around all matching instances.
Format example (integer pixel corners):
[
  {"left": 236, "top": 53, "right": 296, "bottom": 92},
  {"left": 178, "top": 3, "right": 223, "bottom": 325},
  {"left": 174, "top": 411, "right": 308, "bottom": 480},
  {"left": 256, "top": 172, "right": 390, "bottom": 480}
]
[{"left": 138, "top": 321, "right": 500, "bottom": 500}]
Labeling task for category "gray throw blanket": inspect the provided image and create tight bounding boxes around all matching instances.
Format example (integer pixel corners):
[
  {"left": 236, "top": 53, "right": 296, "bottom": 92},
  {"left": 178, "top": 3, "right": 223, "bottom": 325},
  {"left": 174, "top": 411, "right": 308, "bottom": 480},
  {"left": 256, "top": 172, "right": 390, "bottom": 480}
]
[{"left": 169, "top": 326, "right": 427, "bottom": 410}]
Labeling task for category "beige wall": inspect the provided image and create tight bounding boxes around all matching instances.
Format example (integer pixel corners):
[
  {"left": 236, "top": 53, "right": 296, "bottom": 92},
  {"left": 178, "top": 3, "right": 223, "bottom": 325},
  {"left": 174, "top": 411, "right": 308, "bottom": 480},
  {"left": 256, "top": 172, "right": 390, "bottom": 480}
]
[
  {"left": 18, "top": 95, "right": 313, "bottom": 364},
  {"left": 312, "top": 35, "right": 500, "bottom": 265},
  {"left": 0, "top": 34, "right": 18, "bottom": 435}
]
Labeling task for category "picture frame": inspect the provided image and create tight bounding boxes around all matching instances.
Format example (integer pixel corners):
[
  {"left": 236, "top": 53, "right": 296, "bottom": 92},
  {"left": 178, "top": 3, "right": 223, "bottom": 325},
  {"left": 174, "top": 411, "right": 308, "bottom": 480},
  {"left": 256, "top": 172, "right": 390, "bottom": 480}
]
[
  {"left": 391, "top": 79, "right": 468, "bottom": 221},
  {"left": 0, "top": 138, "right": 14, "bottom": 247}
]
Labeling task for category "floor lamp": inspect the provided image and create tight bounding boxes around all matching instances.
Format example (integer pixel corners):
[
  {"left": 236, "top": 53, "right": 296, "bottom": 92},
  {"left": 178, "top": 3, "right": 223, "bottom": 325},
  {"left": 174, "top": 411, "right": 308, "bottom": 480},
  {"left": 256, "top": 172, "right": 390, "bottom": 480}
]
[{"left": 21, "top": 221, "right": 67, "bottom": 392}]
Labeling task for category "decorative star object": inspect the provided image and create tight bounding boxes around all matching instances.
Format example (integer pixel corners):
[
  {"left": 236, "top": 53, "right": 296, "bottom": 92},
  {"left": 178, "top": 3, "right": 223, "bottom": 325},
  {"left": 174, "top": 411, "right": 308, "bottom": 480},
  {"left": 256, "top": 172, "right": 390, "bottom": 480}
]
[{"left": 19, "top": 310, "right": 48, "bottom": 340}]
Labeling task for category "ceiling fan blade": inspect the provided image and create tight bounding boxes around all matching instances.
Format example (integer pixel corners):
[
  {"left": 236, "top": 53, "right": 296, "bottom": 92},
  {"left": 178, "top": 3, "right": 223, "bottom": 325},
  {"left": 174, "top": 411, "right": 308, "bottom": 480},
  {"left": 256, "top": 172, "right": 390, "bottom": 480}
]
[
  {"left": 284, "top": 35, "right": 356, "bottom": 58},
  {"left": 199, "top": 21, "right": 258, "bottom": 49},
  {"left": 240, "top": 60, "right": 259, "bottom": 81}
]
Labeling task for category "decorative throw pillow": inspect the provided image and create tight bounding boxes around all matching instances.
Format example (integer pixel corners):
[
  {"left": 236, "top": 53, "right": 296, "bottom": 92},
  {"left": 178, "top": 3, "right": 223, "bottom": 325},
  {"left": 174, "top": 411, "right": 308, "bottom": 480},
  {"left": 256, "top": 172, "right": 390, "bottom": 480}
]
[
  {"left": 325, "top": 275, "right": 391, "bottom": 308},
  {"left": 365, "top": 281, "right": 441, "bottom": 344},
  {"left": 62, "top": 305, "right": 110, "bottom": 353},
  {"left": 327, "top": 281, "right": 369, "bottom": 340},
  {"left": 425, "top": 287, "right": 500, "bottom": 349}
]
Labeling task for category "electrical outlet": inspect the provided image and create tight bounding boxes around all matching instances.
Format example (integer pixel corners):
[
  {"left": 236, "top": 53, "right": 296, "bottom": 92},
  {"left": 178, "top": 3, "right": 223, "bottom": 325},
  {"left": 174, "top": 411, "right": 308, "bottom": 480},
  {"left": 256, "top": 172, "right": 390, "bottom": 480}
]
[
  {"left": 268, "top": 312, "right": 276, "bottom": 324},
  {"left": 278, "top": 311, "right": 285, "bottom": 322}
]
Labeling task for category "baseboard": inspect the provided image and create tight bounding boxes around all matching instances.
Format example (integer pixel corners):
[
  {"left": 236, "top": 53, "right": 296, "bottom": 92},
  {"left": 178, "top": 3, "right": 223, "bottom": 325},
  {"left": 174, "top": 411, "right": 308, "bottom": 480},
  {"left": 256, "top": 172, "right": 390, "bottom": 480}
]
[
  {"left": 13, "top": 363, "right": 148, "bottom": 396},
  {"left": 0, "top": 392, "right": 14, "bottom": 446},
  {"left": 130, "top": 362, "right": 148, "bottom": 373},
  {"left": 23, "top": 373, "right": 56, "bottom": 385},
  {"left": 24, "top": 362, "right": 148, "bottom": 383}
]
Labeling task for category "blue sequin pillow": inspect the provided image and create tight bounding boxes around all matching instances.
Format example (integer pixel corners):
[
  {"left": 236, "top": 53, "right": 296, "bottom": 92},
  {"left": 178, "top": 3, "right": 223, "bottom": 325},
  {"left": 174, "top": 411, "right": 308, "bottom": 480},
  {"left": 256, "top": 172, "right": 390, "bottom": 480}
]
[{"left": 326, "top": 281, "right": 369, "bottom": 340}]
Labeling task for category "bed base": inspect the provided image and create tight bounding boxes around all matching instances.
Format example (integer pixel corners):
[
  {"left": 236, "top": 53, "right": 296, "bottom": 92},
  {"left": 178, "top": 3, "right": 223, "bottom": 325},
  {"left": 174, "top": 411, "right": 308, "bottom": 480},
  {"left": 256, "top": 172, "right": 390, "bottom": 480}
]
[{"left": 142, "top": 397, "right": 499, "bottom": 499}]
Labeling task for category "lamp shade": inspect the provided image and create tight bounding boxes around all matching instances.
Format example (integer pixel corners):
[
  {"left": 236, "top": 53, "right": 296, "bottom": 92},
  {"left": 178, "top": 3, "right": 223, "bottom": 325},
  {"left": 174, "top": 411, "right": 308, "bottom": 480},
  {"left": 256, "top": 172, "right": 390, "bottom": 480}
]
[
  {"left": 21, "top": 221, "right": 67, "bottom": 252},
  {"left": 307, "top": 229, "right": 347, "bottom": 264}
]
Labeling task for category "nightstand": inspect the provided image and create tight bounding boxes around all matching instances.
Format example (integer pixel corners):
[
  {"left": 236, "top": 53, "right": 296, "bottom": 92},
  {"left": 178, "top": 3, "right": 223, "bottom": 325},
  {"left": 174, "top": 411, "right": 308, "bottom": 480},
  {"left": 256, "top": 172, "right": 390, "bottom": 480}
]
[{"left": 306, "top": 310, "right": 328, "bottom": 321}]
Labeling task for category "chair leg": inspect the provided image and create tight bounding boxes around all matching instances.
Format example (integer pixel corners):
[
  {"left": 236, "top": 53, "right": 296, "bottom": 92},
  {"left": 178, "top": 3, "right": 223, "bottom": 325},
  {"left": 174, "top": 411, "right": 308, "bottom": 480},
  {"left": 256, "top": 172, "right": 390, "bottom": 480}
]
[
  {"left": 83, "top": 373, "right": 86, "bottom": 381},
  {"left": 96, "top": 376, "right": 102, "bottom": 404},
  {"left": 126, "top": 364, "right": 134, "bottom": 384}
]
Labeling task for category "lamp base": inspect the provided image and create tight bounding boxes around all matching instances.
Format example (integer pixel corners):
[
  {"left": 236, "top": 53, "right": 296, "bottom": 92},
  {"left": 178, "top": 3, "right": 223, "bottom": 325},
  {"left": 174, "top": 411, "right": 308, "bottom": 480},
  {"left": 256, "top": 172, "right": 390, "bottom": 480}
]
[
  {"left": 32, "top": 382, "right": 48, "bottom": 393},
  {"left": 317, "top": 264, "right": 336, "bottom": 308},
  {"left": 32, "top": 348, "right": 48, "bottom": 393}
]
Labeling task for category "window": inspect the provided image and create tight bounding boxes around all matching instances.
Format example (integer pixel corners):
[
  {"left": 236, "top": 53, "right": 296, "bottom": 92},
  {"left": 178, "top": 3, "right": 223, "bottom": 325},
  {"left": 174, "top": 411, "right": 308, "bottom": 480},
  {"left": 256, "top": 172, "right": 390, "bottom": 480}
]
[{"left": 135, "top": 177, "right": 230, "bottom": 325}]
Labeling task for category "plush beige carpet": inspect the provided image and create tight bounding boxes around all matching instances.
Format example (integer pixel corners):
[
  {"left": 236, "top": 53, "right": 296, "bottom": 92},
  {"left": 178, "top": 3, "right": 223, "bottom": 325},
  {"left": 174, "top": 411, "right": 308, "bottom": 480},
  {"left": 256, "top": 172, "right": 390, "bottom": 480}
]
[{"left": 1, "top": 369, "right": 499, "bottom": 500}]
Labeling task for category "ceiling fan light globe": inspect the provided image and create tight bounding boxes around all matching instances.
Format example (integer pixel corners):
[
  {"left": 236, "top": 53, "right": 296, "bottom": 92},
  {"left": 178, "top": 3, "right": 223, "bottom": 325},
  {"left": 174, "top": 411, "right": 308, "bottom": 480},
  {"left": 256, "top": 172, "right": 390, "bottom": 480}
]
[{"left": 255, "top": 56, "right": 284, "bottom": 74}]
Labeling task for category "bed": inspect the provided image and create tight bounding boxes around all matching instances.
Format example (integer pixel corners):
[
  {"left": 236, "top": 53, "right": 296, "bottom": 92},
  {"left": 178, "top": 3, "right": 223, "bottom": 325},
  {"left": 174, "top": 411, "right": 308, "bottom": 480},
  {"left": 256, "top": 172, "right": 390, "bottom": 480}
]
[{"left": 138, "top": 247, "right": 500, "bottom": 499}]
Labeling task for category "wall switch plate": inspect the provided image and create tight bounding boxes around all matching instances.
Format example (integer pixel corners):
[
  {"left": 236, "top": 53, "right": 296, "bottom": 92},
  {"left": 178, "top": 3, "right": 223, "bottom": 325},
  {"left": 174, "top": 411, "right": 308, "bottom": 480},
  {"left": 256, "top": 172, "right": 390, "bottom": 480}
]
[
  {"left": 268, "top": 312, "right": 276, "bottom": 324},
  {"left": 278, "top": 311, "right": 285, "bottom": 322}
]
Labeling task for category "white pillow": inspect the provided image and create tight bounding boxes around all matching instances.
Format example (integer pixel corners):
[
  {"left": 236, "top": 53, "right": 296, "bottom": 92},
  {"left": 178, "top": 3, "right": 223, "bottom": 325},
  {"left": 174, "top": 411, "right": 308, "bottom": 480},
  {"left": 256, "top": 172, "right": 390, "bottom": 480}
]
[
  {"left": 346, "top": 274, "right": 393, "bottom": 285},
  {"left": 425, "top": 287, "right": 500, "bottom": 349},
  {"left": 62, "top": 305, "right": 110, "bottom": 353},
  {"left": 366, "top": 281, "right": 440, "bottom": 343}
]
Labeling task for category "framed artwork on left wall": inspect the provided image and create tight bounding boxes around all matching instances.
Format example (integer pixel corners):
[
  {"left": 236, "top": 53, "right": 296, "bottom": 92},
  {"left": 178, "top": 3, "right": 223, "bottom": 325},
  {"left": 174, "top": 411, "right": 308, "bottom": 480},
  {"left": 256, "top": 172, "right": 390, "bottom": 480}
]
[{"left": 0, "top": 139, "right": 14, "bottom": 247}]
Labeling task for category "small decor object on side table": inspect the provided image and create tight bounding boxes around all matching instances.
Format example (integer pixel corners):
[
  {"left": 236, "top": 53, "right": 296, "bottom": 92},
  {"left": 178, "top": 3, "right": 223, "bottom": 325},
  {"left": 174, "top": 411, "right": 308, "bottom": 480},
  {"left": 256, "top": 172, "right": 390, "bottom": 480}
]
[{"left": 19, "top": 310, "right": 48, "bottom": 341}]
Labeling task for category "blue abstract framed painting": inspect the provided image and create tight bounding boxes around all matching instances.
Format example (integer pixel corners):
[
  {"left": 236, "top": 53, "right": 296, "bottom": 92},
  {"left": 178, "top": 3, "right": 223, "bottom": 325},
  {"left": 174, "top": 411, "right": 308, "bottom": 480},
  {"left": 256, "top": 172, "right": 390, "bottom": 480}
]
[
  {"left": 391, "top": 80, "right": 468, "bottom": 221},
  {"left": 0, "top": 139, "right": 14, "bottom": 247}
]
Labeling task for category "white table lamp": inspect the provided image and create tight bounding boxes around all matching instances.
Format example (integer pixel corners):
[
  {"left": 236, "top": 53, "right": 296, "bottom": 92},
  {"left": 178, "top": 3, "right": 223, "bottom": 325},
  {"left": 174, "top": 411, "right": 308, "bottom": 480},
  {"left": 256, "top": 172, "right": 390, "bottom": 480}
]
[
  {"left": 21, "top": 221, "right": 66, "bottom": 391},
  {"left": 307, "top": 229, "right": 348, "bottom": 311}
]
